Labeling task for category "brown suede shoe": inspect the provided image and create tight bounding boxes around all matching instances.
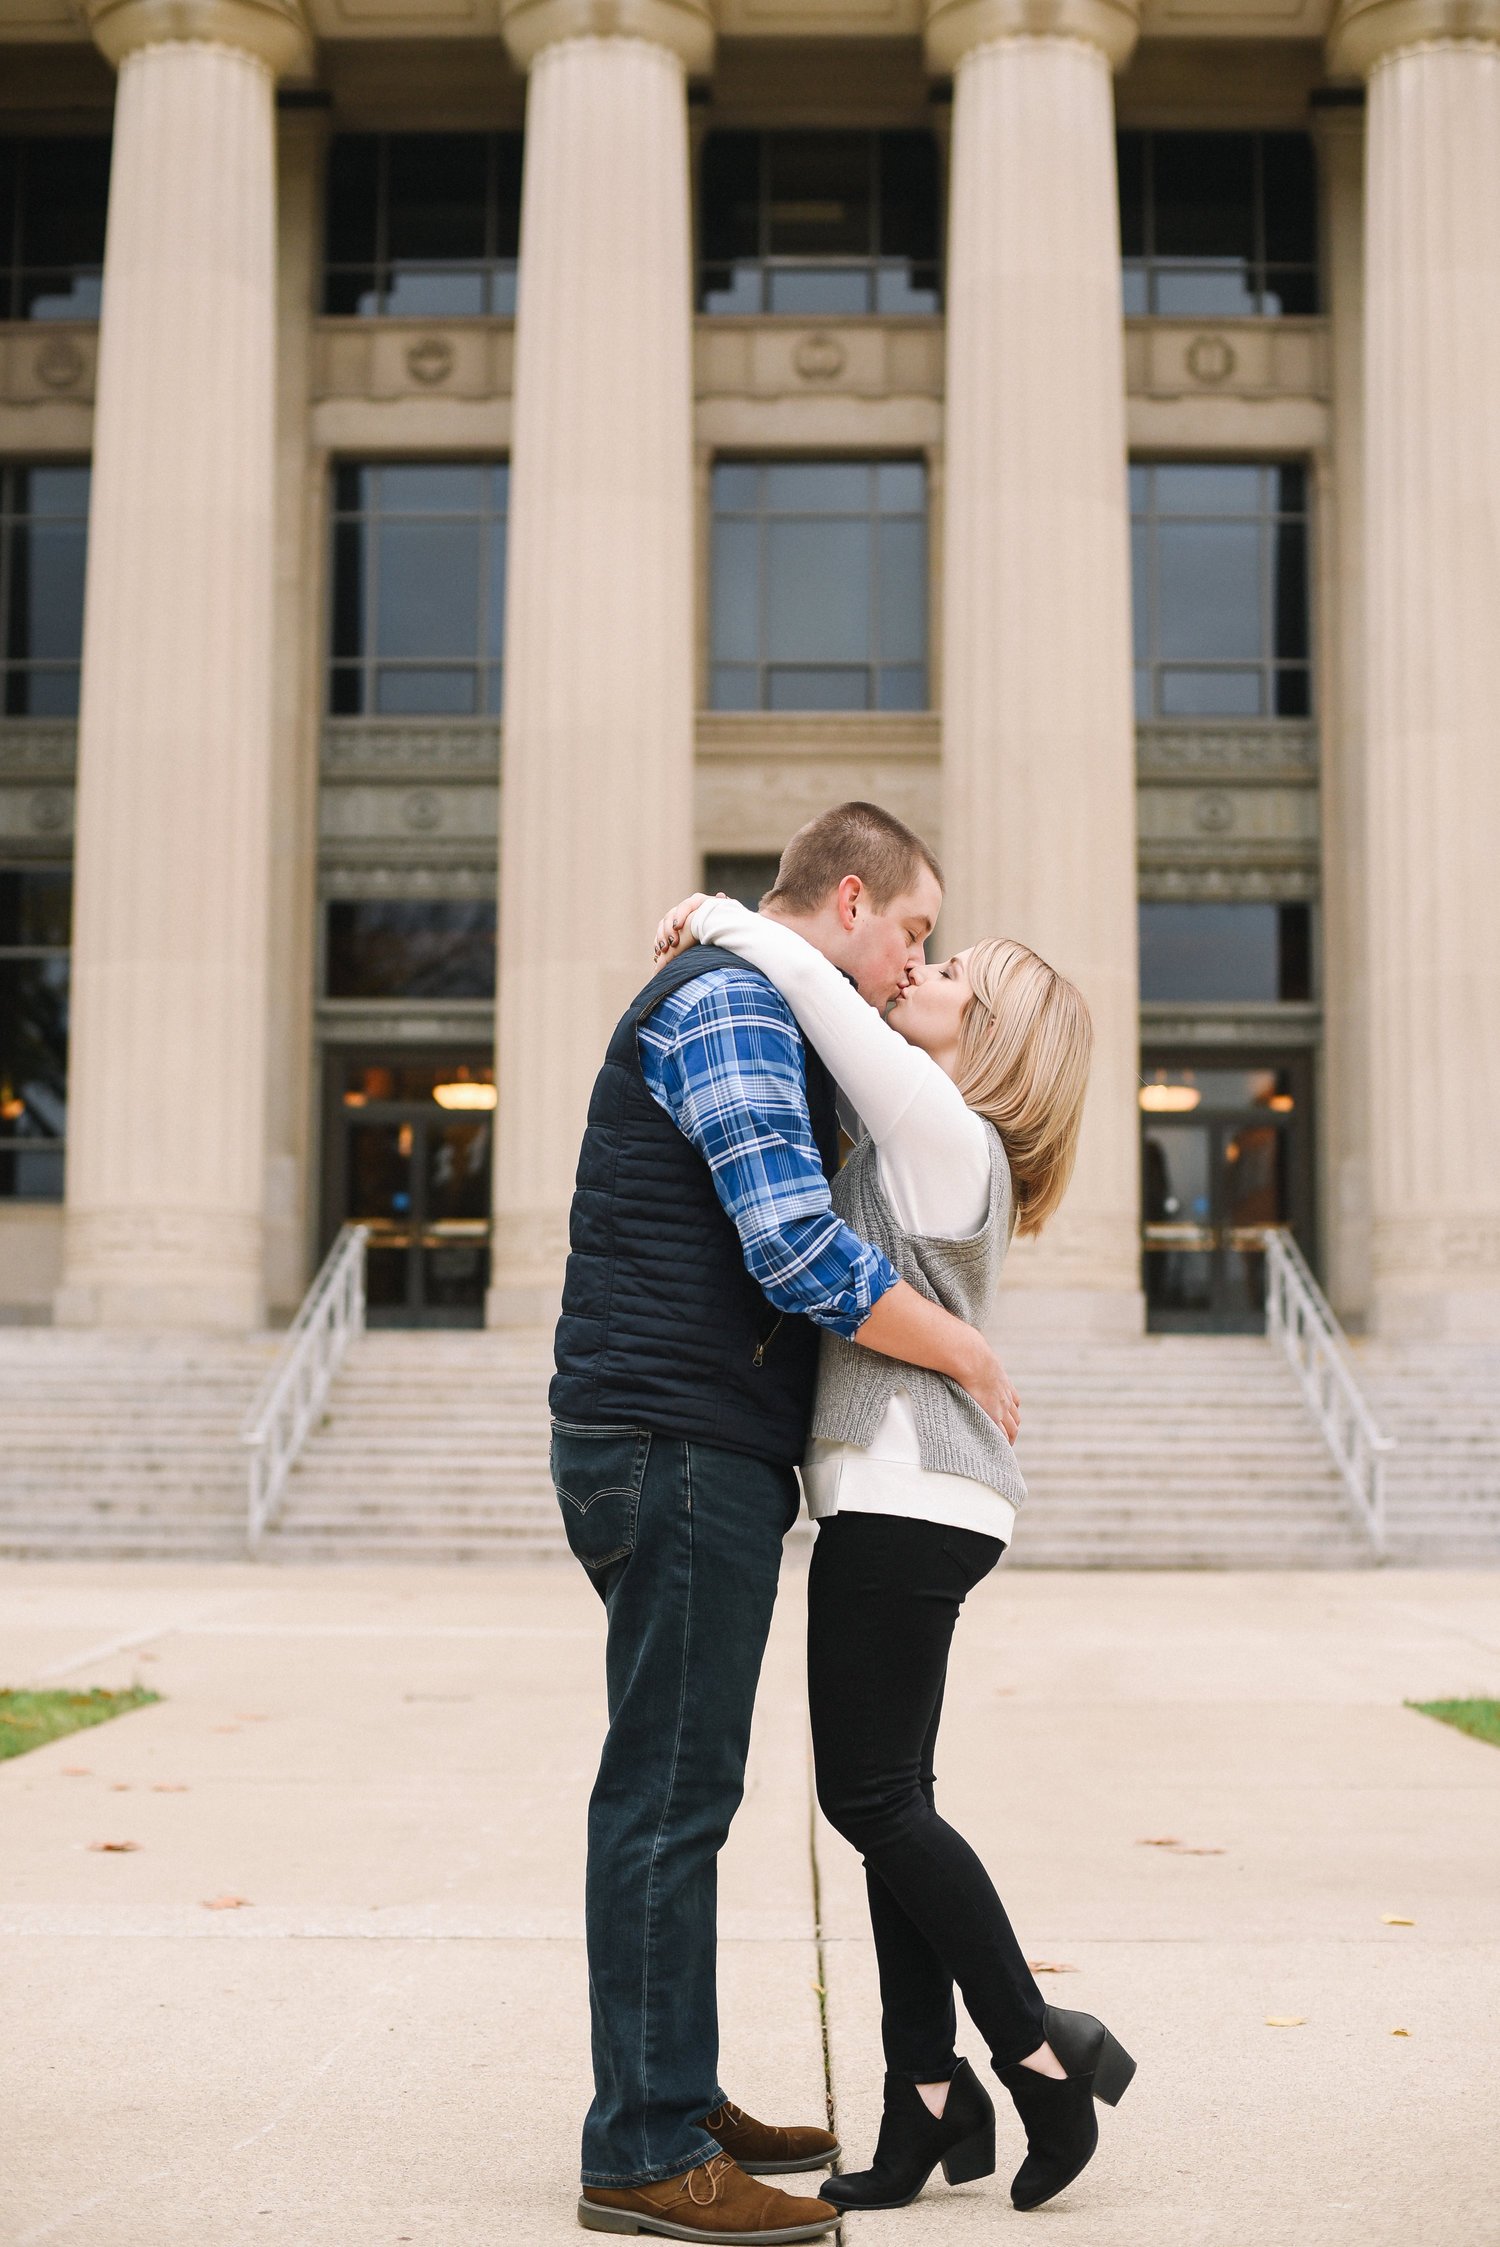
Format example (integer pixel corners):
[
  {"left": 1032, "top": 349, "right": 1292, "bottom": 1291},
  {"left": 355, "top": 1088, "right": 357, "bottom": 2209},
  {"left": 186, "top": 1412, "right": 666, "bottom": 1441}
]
[
  {"left": 578, "top": 2152, "right": 838, "bottom": 2241},
  {"left": 702, "top": 2099, "right": 840, "bottom": 2175}
]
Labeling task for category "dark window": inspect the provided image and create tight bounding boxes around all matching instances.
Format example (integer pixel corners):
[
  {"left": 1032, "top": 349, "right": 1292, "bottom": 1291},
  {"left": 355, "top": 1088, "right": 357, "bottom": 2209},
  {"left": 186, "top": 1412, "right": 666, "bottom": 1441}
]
[
  {"left": 329, "top": 462, "right": 508, "bottom": 717},
  {"left": 710, "top": 459, "right": 928, "bottom": 712},
  {"left": 1130, "top": 461, "right": 1311, "bottom": 720},
  {"left": 0, "top": 866, "right": 70, "bottom": 1200},
  {"left": 699, "top": 131, "right": 941, "bottom": 316},
  {"left": 704, "top": 854, "right": 782, "bottom": 908},
  {"left": 324, "top": 133, "right": 523, "bottom": 317},
  {"left": 0, "top": 137, "right": 110, "bottom": 321},
  {"left": 1, "top": 465, "right": 90, "bottom": 718},
  {"left": 1117, "top": 132, "right": 1318, "bottom": 318},
  {"left": 1139, "top": 902, "right": 1313, "bottom": 1004},
  {"left": 325, "top": 901, "right": 496, "bottom": 1000}
]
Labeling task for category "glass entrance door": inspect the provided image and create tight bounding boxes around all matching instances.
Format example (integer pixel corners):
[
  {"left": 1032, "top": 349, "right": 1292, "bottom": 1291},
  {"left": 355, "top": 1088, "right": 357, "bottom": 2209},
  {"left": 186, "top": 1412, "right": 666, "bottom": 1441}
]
[
  {"left": 325, "top": 1053, "right": 494, "bottom": 1326},
  {"left": 1140, "top": 1055, "right": 1313, "bottom": 1332}
]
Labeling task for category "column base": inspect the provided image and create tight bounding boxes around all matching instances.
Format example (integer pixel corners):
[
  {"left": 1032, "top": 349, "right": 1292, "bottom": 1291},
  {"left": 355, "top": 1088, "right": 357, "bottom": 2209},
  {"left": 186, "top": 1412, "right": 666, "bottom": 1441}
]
[
  {"left": 486, "top": 1207, "right": 568, "bottom": 1332},
  {"left": 55, "top": 1209, "right": 265, "bottom": 1332},
  {"left": 485, "top": 1282, "right": 563, "bottom": 1331}
]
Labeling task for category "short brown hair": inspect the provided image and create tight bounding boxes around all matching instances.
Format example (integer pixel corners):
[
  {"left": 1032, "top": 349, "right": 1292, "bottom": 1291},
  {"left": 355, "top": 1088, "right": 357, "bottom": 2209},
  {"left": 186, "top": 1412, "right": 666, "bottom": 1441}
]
[{"left": 762, "top": 802, "right": 943, "bottom": 915}]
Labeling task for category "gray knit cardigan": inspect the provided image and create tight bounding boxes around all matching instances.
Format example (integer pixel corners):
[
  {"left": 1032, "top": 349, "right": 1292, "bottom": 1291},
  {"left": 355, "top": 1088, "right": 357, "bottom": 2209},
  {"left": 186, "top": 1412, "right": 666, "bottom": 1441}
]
[{"left": 809, "top": 1122, "right": 1027, "bottom": 1510}]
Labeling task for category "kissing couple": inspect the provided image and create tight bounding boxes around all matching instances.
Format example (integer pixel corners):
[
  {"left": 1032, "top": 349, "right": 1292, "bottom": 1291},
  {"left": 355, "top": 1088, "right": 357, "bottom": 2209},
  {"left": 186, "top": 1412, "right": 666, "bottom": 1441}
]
[{"left": 549, "top": 801, "right": 1135, "bottom": 2242}]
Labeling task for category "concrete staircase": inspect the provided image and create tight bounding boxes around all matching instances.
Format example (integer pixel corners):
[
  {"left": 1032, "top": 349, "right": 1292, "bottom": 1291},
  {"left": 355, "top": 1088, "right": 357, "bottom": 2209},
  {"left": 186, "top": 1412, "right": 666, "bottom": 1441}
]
[
  {"left": 260, "top": 1330, "right": 556, "bottom": 1563},
  {"left": 0, "top": 1330, "right": 278, "bottom": 1560},
  {"left": 1000, "top": 1336, "right": 1372, "bottom": 1568},
  {"left": 4, "top": 1324, "right": 1495, "bottom": 1569},
  {"left": 259, "top": 1328, "right": 1376, "bottom": 1569},
  {"left": 1351, "top": 1339, "right": 1500, "bottom": 1563}
]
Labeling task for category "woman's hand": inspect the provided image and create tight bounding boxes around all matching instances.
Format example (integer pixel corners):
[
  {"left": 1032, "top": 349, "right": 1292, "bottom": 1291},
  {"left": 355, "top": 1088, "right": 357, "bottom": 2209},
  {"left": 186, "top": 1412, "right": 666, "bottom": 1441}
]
[{"left": 653, "top": 892, "right": 716, "bottom": 964}]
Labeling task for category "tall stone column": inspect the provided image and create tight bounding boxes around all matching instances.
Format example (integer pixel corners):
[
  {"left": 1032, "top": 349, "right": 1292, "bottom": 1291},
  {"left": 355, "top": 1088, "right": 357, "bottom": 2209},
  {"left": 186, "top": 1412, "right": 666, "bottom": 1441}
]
[
  {"left": 929, "top": 0, "right": 1143, "bottom": 1334},
  {"left": 488, "top": 0, "right": 706, "bottom": 1324},
  {"left": 58, "top": 0, "right": 309, "bottom": 1329},
  {"left": 1331, "top": 0, "right": 1500, "bottom": 1335}
]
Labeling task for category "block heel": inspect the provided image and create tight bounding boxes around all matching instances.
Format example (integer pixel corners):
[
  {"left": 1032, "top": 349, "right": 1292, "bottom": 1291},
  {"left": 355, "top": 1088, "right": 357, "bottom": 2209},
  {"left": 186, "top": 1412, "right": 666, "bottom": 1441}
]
[
  {"left": 940, "top": 2121, "right": 997, "bottom": 2186},
  {"left": 1091, "top": 2028, "right": 1136, "bottom": 2108}
]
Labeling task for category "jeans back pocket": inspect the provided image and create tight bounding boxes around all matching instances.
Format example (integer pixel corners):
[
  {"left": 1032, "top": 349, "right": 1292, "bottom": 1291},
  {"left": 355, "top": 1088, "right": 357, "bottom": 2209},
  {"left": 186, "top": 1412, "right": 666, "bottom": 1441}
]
[{"left": 550, "top": 1420, "right": 651, "bottom": 1574}]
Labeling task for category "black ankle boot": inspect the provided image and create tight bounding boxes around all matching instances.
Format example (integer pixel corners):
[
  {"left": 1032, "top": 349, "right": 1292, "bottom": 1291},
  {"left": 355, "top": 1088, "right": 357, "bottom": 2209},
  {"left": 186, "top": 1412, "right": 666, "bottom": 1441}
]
[
  {"left": 997, "top": 2003, "right": 1136, "bottom": 2212},
  {"left": 822, "top": 2056, "right": 996, "bottom": 2212}
]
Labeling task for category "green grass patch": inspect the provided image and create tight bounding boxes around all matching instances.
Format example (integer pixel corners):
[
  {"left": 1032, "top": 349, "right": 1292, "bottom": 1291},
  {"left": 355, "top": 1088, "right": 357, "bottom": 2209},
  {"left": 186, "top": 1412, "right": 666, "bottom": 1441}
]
[
  {"left": 1407, "top": 1698, "right": 1500, "bottom": 1750},
  {"left": 0, "top": 1686, "right": 160, "bottom": 1762}
]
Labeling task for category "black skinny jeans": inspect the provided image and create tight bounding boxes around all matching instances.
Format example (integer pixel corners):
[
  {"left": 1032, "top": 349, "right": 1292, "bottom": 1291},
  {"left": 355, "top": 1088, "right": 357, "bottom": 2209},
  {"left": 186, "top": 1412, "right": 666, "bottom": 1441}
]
[{"left": 808, "top": 1509, "right": 1047, "bottom": 2081}]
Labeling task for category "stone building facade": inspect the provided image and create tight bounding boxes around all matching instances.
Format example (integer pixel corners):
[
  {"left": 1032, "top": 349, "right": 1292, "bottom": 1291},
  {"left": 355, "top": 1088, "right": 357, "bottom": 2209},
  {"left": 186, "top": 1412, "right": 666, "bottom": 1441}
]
[{"left": 0, "top": 0, "right": 1496, "bottom": 1341}]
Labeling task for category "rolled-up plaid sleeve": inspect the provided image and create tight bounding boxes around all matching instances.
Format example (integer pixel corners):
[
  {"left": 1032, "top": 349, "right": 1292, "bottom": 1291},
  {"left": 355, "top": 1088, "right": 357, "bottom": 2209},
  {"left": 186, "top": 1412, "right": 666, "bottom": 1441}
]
[{"left": 638, "top": 968, "right": 898, "bottom": 1338}]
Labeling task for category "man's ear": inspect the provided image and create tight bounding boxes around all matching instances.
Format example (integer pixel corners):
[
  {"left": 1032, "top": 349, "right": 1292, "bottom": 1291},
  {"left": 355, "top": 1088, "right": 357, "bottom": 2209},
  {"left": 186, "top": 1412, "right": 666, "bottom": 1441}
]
[{"left": 836, "top": 875, "right": 863, "bottom": 931}]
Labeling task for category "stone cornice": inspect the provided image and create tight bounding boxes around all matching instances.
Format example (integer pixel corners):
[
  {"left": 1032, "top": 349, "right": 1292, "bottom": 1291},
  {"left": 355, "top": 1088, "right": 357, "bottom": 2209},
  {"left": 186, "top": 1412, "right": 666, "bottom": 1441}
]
[
  {"left": 86, "top": 0, "right": 312, "bottom": 74},
  {"left": 1329, "top": 0, "right": 1500, "bottom": 73},
  {"left": 925, "top": 0, "right": 1141, "bottom": 76},
  {"left": 498, "top": 0, "right": 713, "bottom": 74}
]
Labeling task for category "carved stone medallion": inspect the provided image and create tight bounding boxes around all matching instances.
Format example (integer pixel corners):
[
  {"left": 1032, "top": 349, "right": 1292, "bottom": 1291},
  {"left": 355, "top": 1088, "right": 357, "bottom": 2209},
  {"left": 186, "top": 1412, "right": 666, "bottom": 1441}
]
[
  {"left": 34, "top": 337, "right": 86, "bottom": 392},
  {"left": 406, "top": 336, "right": 455, "bottom": 387},
  {"left": 794, "top": 332, "right": 847, "bottom": 382},
  {"left": 401, "top": 788, "right": 444, "bottom": 831},
  {"left": 1186, "top": 333, "right": 1237, "bottom": 386}
]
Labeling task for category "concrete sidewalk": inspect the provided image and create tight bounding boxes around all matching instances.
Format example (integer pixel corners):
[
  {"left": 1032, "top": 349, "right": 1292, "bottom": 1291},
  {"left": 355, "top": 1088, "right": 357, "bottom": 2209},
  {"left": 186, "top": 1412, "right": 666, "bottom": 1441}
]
[{"left": 2, "top": 1562, "right": 1498, "bottom": 2247}]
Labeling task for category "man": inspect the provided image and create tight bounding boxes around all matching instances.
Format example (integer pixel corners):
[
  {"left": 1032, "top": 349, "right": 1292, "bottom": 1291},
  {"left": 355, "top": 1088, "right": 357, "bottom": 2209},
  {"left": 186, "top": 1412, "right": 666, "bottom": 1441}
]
[{"left": 551, "top": 802, "right": 1018, "bottom": 2244}]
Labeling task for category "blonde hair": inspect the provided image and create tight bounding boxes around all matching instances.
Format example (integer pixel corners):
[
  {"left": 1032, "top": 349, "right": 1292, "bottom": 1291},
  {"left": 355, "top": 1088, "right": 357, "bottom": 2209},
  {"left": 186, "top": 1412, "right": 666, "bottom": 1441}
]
[{"left": 952, "top": 939, "right": 1093, "bottom": 1238}]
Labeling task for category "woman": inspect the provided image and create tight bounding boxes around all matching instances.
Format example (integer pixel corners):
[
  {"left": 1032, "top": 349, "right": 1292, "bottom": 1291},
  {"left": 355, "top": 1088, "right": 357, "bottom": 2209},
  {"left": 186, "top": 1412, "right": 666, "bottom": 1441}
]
[{"left": 653, "top": 890, "right": 1135, "bottom": 2216}]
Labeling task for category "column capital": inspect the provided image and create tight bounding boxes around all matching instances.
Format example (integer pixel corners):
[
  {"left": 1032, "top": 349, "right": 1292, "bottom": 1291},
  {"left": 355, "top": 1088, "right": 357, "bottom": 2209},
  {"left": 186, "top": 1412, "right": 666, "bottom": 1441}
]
[
  {"left": 86, "top": 0, "right": 311, "bottom": 75},
  {"left": 925, "top": 0, "right": 1140, "bottom": 76},
  {"left": 499, "top": 0, "right": 713, "bottom": 75},
  {"left": 1329, "top": 0, "right": 1500, "bottom": 75}
]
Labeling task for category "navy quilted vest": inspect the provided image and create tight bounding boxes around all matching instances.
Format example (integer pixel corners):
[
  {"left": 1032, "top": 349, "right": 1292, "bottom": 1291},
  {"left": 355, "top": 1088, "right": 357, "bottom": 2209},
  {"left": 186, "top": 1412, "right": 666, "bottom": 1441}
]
[{"left": 550, "top": 944, "right": 842, "bottom": 1466}]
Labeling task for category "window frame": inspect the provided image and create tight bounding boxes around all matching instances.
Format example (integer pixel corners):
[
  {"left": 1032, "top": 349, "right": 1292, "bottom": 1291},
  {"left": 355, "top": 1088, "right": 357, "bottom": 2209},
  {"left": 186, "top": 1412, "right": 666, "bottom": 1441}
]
[
  {"left": 697, "top": 129, "right": 944, "bottom": 317},
  {"left": 1118, "top": 129, "right": 1320, "bottom": 320},
  {"left": 707, "top": 457, "right": 931, "bottom": 715},
  {"left": 1130, "top": 459, "right": 1314, "bottom": 723},
  {"left": 326, "top": 460, "right": 510, "bottom": 720},
  {"left": 0, "top": 863, "right": 71, "bottom": 1203},
  {"left": 0, "top": 460, "right": 92, "bottom": 719},
  {"left": 322, "top": 132, "right": 524, "bottom": 320},
  {"left": 0, "top": 134, "right": 111, "bottom": 324}
]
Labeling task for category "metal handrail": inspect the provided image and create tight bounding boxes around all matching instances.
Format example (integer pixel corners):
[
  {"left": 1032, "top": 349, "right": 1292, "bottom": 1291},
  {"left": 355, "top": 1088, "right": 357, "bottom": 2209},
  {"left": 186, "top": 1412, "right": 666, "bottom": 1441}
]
[
  {"left": 1261, "top": 1226, "right": 1394, "bottom": 1556},
  {"left": 242, "top": 1224, "right": 368, "bottom": 1552}
]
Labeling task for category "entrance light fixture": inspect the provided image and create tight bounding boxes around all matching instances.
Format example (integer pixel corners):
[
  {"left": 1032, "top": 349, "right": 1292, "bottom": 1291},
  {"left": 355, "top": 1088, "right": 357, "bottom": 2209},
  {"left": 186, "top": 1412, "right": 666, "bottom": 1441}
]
[
  {"left": 1139, "top": 1083, "right": 1201, "bottom": 1114},
  {"left": 434, "top": 1080, "right": 498, "bottom": 1111}
]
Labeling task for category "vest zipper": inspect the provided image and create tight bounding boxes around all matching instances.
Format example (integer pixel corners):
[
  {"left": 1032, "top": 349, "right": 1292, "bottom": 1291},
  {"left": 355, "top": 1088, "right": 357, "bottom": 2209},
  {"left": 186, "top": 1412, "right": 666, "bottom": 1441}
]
[{"left": 752, "top": 1313, "right": 784, "bottom": 1367}]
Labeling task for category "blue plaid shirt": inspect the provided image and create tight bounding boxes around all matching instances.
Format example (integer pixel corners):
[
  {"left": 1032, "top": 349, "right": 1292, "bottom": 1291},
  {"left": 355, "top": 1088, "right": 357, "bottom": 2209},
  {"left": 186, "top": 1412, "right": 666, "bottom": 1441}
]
[{"left": 638, "top": 964, "right": 898, "bottom": 1340}]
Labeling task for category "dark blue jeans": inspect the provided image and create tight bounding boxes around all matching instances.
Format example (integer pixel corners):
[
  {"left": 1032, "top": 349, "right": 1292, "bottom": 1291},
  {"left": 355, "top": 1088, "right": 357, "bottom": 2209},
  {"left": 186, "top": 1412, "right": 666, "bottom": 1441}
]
[{"left": 551, "top": 1419, "right": 800, "bottom": 2189}]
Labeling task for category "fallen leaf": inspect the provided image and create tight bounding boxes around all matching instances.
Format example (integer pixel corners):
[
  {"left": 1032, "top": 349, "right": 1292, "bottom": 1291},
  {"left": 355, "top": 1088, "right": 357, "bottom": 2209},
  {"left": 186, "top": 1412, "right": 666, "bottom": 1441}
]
[
  {"left": 1137, "top": 1836, "right": 1182, "bottom": 1848},
  {"left": 60, "top": 1766, "right": 90, "bottom": 1777},
  {"left": 88, "top": 1840, "right": 141, "bottom": 1853},
  {"left": 210, "top": 1726, "right": 240, "bottom": 1735},
  {"left": 202, "top": 1894, "right": 252, "bottom": 1911},
  {"left": 1381, "top": 1914, "right": 1414, "bottom": 1926},
  {"left": 234, "top": 1713, "right": 270, "bottom": 1722},
  {"left": 110, "top": 1783, "right": 132, "bottom": 1792},
  {"left": 152, "top": 1783, "right": 189, "bottom": 1794},
  {"left": 1027, "top": 1960, "right": 1079, "bottom": 1975},
  {"left": 1175, "top": 1846, "right": 1226, "bottom": 1856},
  {"left": 1391, "top": 2028, "right": 1410, "bottom": 2037},
  {"left": 1265, "top": 2015, "right": 1305, "bottom": 2028}
]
